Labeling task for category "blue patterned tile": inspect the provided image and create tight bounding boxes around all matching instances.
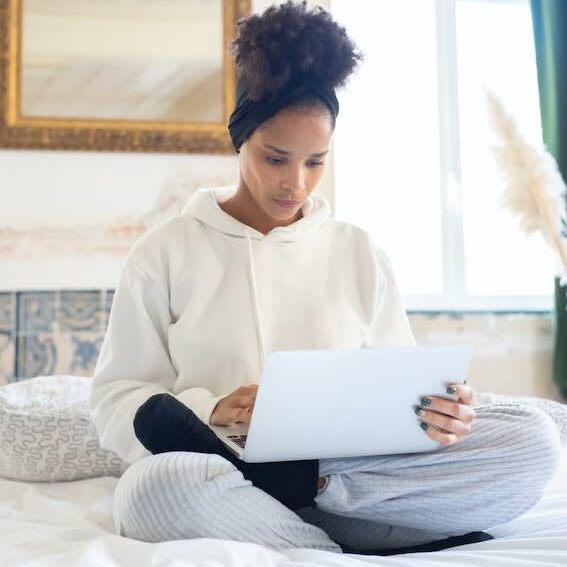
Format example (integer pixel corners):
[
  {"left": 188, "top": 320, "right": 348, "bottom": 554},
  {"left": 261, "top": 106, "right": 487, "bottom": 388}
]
[
  {"left": 0, "top": 331, "right": 15, "bottom": 384},
  {"left": 54, "top": 332, "right": 104, "bottom": 376},
  {"left": 0, "top": 293, "right": 16, "bottom": 333},
  {"left": 16, "top": 334, "right": 57, "bottom": 378},
  {"left": 70, "top": 333, "right": 104, "bottom": 375},
  {"left": 18, "top": 292, "right": 57, "bottom": 334},
  {"left": 59, "top": 290, "right": 103, "bottom": 332}
]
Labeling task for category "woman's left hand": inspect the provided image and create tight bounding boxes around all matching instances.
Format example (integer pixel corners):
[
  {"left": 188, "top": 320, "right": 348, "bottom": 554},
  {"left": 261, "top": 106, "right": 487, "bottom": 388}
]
[{"left": 416, "top": 383, "right": 477, "bottom": 446}]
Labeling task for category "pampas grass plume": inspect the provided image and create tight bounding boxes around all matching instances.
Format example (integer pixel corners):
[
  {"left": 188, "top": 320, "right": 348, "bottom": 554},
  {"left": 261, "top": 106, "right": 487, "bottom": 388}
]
[{"left": 485, "top": 88, "right": 567, "bottom": 279}]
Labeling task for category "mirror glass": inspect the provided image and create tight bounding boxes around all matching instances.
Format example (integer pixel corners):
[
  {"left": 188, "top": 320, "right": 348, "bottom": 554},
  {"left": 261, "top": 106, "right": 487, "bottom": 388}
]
[{"left": 21, "top": 0, "right": 224, "bottom": 122}]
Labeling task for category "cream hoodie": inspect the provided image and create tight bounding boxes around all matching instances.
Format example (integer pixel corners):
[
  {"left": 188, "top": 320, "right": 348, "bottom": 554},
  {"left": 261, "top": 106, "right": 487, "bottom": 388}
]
[{"left": 89, "top": 186, "right": 416, "bottom": 464}]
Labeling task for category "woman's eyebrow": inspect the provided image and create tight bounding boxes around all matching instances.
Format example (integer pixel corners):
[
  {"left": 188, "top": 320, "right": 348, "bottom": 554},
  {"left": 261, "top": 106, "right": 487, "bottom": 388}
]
[{"left": 263, "top": 144, "right": 329, "bottom": 158}]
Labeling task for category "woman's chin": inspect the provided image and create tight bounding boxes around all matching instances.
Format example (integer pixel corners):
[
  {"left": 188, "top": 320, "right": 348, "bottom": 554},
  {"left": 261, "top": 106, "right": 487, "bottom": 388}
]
[{"left": 271, "top": 201, "right": 301, "bottom": 218}]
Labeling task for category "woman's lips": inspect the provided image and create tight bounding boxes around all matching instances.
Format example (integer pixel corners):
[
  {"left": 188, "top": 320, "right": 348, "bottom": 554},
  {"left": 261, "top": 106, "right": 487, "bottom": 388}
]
[{"left": 274, "top": 199, "right": 300, "bottom": 209}]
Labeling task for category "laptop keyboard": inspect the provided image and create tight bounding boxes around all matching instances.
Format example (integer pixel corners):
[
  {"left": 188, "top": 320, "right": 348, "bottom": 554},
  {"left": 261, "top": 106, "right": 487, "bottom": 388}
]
[{"left": 227, "top": 434, "right": 247, "bottom": 448}]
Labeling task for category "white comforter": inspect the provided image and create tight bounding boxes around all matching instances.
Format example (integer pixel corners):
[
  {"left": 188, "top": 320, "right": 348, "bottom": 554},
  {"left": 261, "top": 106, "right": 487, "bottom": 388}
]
[{"left": 1, "top": 448, "right": 566, "bottom": 567}]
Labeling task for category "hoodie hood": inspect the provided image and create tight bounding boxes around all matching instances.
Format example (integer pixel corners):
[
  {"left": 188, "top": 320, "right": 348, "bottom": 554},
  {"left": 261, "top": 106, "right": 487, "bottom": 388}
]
[
  {"left": 181, "top": 185, "right": 332, "bottom": 377},
  {"left": 181, "top": 185, "right": 331, "bottom": 242}
]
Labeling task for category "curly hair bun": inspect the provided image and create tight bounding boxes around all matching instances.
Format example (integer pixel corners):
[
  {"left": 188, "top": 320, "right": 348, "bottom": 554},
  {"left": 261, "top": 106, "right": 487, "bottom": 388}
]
[{"left": 230, "top": 1, "right": 363, "bottom": 100}]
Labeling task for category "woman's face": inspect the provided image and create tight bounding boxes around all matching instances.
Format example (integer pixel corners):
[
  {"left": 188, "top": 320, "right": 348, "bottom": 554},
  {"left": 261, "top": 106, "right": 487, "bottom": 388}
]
[{"left": 237, "top": 107, "right": 334, "bottom": 229}]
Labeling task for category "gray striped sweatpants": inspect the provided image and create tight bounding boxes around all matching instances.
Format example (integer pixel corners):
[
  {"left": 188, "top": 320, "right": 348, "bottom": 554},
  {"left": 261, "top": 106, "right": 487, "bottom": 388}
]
[{"left": 112, "top": 399, "right": 563, "bottom": 552}]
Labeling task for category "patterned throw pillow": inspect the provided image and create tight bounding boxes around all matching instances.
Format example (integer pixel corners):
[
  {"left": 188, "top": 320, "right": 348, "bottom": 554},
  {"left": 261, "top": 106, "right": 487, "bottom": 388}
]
[{"left": 0, "top": 375, "right": 129, "bottom": 481}]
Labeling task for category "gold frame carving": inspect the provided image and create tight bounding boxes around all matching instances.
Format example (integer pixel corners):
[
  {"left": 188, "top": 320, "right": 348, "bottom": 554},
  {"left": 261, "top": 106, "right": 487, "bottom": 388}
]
[{"left": 0, "top": 0, "right": 251, "bottom": 154}]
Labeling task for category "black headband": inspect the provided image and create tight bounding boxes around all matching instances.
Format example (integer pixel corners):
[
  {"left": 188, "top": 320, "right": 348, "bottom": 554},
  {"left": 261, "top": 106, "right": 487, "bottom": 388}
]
[{"left": 228, "top": 76, "right": 339, "bottom": 152}]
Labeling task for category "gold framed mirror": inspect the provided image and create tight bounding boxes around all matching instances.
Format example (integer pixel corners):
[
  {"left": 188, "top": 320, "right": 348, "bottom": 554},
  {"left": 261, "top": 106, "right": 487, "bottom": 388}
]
[{"left": 0, "top": 0, "right": 251, "bottom": 154}]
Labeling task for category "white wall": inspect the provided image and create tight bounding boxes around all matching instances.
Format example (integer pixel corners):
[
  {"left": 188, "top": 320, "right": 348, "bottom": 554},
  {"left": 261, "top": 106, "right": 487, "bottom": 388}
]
[
  {"left": 0, "top": 150, "right": 239, "bottom": 289},
  {"left": 410, "top": 312, "right": 562, "bottom": 401}
]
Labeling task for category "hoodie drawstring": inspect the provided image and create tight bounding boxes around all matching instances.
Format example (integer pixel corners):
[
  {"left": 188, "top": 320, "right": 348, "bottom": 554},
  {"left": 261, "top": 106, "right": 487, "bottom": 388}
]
[{"left": 244, "top": 228, "right": 266, "bottom": 377}]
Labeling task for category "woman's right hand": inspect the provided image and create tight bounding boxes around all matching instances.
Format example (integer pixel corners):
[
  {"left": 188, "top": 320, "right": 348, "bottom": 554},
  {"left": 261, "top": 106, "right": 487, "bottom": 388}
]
[{"left": 209, "top": 384, "right": 258, "bottom": 426}]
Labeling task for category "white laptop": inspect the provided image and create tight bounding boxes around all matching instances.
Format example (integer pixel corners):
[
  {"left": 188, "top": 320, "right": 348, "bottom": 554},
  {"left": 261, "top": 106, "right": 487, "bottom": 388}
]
[{"left": 209, "top": 345, "right": 473, "bottom": 463}]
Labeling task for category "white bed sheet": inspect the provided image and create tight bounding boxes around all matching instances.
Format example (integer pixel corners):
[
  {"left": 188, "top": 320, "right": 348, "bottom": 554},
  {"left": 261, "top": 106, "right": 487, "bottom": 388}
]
[{"left": 0, "top": 448, "right": 565, "bottom": 567}]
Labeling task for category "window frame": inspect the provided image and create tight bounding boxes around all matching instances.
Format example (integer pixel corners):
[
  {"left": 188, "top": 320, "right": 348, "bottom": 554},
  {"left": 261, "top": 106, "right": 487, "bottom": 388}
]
[
  {"left": 332, "top": 0, "right": 553, "bottom": 312},
  {"left": 431, "top": 0, "right": 552, "bottom": 312}
]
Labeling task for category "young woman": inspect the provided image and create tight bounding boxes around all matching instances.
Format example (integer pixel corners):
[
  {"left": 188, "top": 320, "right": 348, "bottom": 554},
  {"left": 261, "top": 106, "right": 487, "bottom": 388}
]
[{"left": 90, "top": 1, "right": 563, "bottom": 555}]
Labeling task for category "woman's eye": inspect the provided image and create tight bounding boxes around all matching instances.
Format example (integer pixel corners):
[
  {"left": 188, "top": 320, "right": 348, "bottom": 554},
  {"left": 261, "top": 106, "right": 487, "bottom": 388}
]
[
  {"left": 265, "top": 156, "right": 324, "bottom": 167},
  {"left": 266, "top": 156, "right": 283, "bottom": 165}
]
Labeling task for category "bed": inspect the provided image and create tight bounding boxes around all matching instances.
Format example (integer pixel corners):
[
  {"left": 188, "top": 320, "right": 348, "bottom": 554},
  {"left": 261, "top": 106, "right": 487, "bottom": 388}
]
[
  {"left": 0, "top": 376, "right": 565, "bottom": 566},
  {"left": 0, "top": 449, "right": 564, "bottom": 566}
]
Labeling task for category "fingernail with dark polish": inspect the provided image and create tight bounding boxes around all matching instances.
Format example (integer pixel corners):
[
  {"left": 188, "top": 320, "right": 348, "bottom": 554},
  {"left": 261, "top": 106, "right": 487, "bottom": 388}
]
[
  {"left": 415, "top": 407, "right": 426, "bottom": 416},
  {"left": 446, "top": 386, "right": 457, "bottom": 394},
  {"left": 420, "top": 422, "right": 429, "bottom": 431},
  {"left": 420, "top": 397, "right": 432, "bottom": 407}
]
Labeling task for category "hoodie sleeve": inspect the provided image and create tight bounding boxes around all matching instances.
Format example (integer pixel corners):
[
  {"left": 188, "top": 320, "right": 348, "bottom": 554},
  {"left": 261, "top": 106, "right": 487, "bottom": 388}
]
[
  {"left": 361, "top": 246, "right": 417, "bottom": 348},
  {"left": 89, "top": 258, "right": 224, "bottom": 464}
]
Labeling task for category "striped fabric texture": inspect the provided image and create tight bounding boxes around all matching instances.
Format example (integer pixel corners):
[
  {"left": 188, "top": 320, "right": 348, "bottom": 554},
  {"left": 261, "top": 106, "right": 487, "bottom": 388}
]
[{"left": 113, "top": 400, "right": 564, "bottom": 552}]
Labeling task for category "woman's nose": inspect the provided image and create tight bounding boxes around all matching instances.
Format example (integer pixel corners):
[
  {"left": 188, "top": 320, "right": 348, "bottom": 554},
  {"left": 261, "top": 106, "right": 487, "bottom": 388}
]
[{"left": 284, "top": 167, "right": 307, "bottom": 191}]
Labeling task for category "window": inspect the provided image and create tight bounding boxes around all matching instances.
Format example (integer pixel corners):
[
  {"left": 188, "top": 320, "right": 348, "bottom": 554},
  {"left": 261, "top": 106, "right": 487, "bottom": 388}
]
[{"left": 332, "top": 0, "right": 552, "bottom": 311}]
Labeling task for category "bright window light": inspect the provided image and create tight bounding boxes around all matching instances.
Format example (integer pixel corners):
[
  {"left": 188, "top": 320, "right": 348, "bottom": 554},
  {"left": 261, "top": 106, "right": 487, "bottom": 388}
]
[
  {"left": 456, "top": 0, "right": 552, "bottom": 297},
  {"left": 332, "top": 0, "right": 443, "bottom": 296},
  {"left": 332, "top": 0, "right": 553, "bottom": 310}
]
